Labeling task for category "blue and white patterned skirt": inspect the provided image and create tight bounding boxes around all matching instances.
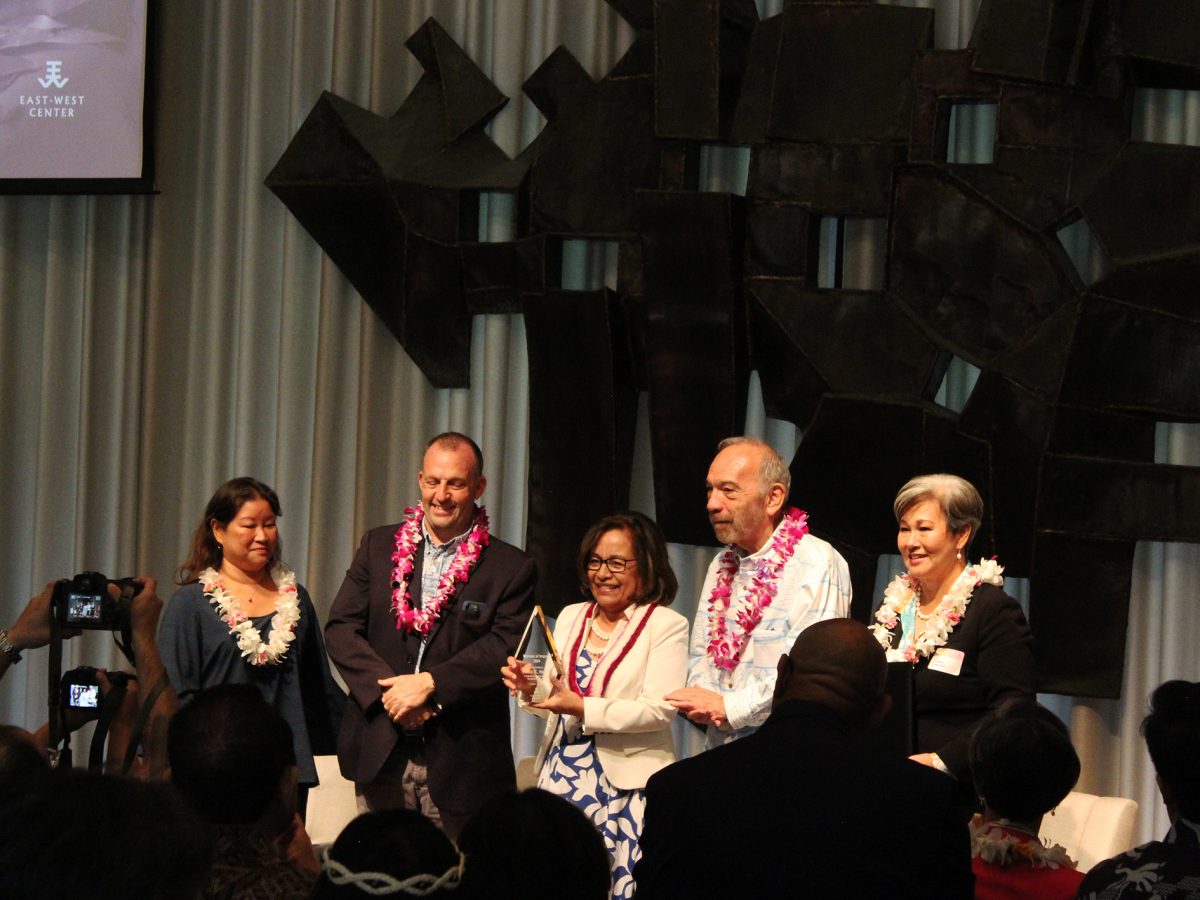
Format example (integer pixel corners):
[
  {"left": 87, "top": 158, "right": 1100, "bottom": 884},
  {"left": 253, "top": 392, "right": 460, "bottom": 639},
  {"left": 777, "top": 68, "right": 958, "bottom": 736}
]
[{"left": 537, "top": 651, "right": 645, "bottom": 900}]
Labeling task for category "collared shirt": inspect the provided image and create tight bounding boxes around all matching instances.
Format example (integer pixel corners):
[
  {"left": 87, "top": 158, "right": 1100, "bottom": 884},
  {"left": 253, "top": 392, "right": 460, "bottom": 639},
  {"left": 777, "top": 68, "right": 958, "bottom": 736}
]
[
  {"left": 1076, "top": 817, "right": 1200, "bottom": 899},
  {"left": 414, "top": 518, "right": 472, "bottom": 671},
  {"left": 686, "top": 518, "right": 852, "bottom": 749}
]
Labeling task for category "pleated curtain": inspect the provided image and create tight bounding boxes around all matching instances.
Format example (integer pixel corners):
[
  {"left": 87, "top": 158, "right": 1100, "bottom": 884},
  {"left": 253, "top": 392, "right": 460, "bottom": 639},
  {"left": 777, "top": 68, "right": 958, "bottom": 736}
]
[{"left": 1, "top": 0, "right": 1196, "bottom": 848}]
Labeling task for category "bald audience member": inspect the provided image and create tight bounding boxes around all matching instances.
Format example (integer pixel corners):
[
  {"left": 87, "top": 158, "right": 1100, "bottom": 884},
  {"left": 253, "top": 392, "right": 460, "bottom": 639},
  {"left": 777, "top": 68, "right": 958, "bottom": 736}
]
[{"left": 635, "top": 619, "right": 973, "bottom": 899}]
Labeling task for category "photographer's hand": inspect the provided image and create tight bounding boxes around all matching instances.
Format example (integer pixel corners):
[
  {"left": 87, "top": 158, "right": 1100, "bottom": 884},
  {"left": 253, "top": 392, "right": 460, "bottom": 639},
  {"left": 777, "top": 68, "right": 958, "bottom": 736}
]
[
  {"left": 124, "top": 577, "right": 179, "bottom": 779},
  {"left": 0, "top": 582, "right": 80, "bottom": 680},
  {"left": 97, "top": 668, "right": 149, "bottom": 777},
  {"left": 8, "top": 581, "right": 56, "bottom": 650}
]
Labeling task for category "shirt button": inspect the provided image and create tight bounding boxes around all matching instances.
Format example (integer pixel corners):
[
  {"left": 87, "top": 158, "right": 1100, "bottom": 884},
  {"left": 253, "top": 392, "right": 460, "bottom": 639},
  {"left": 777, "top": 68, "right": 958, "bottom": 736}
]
[{"left": 406, "top": 655, "right": 415, "bottom": 666}]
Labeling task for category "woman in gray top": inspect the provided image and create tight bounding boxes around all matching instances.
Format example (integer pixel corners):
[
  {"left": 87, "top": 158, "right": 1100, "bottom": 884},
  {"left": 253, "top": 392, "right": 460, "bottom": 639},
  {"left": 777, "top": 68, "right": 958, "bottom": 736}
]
[{"left": 158, "top": 477, "right": 342, "bottom": 788}]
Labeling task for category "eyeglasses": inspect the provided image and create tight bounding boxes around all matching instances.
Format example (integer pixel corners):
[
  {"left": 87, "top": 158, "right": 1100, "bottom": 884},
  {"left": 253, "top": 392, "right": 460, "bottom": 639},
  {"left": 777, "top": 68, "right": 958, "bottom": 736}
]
[{"left": 586, "top": 556, "right": 637, "bottom": 574}]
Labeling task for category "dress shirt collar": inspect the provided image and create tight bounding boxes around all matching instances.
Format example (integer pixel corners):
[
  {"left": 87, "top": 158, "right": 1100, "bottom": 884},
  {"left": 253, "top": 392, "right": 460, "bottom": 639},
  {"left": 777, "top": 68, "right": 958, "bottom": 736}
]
[
  {"left": 729, "top": 514, "right": 791, "bottom": 562},
  {"left": 421, "top": 512, "right": 473, "bottom": 553}
]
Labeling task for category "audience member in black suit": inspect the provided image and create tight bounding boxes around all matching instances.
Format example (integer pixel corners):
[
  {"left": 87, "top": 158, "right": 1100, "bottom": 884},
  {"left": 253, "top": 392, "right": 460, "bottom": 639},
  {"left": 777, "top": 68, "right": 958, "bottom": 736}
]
[{"left": 633, "top": 618, "right": 974, "bottom": 899}]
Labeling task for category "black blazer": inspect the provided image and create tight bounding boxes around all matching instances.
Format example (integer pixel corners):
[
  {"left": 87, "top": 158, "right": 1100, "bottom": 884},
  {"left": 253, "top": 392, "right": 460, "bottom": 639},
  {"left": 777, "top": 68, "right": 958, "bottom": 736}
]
[
  {"left": 882, "top": 582, "right": 1035, "bottom": 781},
  {"left": 325, "top": 518, "right": 536, "bottom": 820},
  {"left": 634, "top": 700, "right": 974, "bottom": 899}
]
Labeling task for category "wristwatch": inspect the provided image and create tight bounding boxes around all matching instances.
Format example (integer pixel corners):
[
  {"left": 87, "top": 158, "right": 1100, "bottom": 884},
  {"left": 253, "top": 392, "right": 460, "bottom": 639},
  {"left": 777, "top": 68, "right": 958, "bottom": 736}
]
[{"left": 0, "top": 629, "right": 23, "bottom": 664}]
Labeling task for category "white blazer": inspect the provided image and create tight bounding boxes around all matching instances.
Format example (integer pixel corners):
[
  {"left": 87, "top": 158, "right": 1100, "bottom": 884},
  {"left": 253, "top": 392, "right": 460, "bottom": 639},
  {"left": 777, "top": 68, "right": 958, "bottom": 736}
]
[{"left": 523, "top": 601, "right": 688, "bottom": 791}]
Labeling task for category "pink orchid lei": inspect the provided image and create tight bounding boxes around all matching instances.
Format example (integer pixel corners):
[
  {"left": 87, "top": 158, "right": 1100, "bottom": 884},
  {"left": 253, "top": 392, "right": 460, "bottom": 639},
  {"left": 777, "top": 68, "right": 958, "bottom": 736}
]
[
  {"left": 390, "top": 504, "right": 490, "bottom": 635},
  {"left": 705, "top": 507, "right": 809, "bottom": 671},
  {"left": 200, "top": 564, "right": 300, "bottom": 666},
  {"left": 871, "top": 557, "right": 1004, "bottom": 662}
]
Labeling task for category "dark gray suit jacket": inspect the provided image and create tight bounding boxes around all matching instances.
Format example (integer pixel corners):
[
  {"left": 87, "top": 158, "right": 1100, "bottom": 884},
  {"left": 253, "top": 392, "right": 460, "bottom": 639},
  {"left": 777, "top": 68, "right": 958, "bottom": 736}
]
[{"left": 325, "top": 517, "right": 536, "bottom": 820}]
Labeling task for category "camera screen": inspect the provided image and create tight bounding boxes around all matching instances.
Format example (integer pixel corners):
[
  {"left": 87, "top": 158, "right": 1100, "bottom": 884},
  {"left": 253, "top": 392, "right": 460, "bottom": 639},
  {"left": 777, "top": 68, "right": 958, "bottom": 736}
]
[
  {"left": 65, "top": 592, "right": 104, "bottom": 623},
  {"left": 68, "top": 684, "right": 100, "bottom": 709}
]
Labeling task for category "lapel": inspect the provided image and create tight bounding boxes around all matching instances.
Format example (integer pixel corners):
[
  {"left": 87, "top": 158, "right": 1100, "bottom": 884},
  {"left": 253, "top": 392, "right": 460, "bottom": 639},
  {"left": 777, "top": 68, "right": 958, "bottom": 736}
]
[{"left": 582, "top": 601, "right": 657, "bottom": 696}]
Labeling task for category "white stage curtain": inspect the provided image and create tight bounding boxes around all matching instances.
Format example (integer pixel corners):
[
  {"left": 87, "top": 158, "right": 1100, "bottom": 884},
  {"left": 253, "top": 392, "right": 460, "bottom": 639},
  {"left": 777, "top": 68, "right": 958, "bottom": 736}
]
[{"left": 0, "top": 0, "right": 1196, "bottom": 848}]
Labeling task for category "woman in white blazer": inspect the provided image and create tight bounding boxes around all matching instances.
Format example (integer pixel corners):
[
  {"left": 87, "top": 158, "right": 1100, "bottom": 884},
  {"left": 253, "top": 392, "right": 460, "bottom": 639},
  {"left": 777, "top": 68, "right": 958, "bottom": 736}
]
[{"left": 502, "top": 511, "right": 688, "bottom": 900}]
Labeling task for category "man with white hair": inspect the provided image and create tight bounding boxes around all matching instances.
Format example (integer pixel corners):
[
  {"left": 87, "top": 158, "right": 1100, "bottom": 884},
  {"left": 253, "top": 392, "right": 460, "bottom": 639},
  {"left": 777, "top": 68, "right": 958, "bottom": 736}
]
[{"left": 666, "top": 436, "right": 851, "bottom": 748}]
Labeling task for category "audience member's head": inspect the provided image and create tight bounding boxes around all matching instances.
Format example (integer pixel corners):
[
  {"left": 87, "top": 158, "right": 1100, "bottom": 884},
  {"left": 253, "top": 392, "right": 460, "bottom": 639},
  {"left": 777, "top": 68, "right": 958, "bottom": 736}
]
[
  {"left": 168, "top": 684, "right": 296, "bottom": 830},
  {"left": 0, "top": 769, "right": 211, "bottom": 899},
  {"left": 458, "top": 788, "right": 610, "bottom": 899},
  {"left": 970, "top": 700, "right": 1080, "bottom": 827},
  {"left": 1142, "top": 679, "right": 1200, "bottom": 823},
  {"left": 0, "top": 724, "right": 49, "bottom": 801},
  {"left": 772, "top": 618, "right": 889, "bottom": 726},
  {"left": 313, "top": 809, "right": 463, "bottom": 898}
]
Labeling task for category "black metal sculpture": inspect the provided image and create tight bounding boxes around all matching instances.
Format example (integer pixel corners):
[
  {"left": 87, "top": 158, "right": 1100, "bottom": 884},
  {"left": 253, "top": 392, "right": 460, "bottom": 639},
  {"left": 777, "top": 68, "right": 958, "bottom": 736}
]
[{"left": 267, "top": 1, "right": 1200, "bottom": 698}]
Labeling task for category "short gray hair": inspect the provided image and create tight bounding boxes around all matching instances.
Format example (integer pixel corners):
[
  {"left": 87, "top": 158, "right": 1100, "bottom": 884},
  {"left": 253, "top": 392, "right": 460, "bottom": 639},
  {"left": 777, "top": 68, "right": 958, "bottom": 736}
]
[
  {"left": 716, "top": 436, "right": 791, "bottom": 494},
  {"left": 893, "top": 474, "right": 982, "bottom": 545}
]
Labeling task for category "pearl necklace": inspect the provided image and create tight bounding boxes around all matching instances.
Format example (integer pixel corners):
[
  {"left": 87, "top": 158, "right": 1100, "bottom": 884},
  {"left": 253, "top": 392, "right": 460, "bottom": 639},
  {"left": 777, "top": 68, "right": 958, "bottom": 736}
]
[
  {"left": 200, "top": 565, "right": 300, "bottom": 666},
  {"left": 588, "top": 619, "right": 613, "bottom": 641}
]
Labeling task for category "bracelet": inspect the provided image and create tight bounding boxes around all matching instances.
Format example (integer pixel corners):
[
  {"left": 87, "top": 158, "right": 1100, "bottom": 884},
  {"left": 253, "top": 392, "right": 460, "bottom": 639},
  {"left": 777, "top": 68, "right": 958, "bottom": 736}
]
[{"left": 0, "top": 629, "right": 22, "bottom": 664}]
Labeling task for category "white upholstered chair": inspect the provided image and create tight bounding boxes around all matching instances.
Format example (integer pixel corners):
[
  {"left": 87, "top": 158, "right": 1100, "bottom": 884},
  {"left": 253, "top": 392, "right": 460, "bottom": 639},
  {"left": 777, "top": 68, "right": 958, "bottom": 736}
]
[
  {"left": 516, "top": 755, "right": 539, "bottom": 790},
  {"left": 1038, "top": 790, "right": 1139, "bottom": 873},
  {"left": 305, "top": 755, "right": 360, "bottom": 849}
]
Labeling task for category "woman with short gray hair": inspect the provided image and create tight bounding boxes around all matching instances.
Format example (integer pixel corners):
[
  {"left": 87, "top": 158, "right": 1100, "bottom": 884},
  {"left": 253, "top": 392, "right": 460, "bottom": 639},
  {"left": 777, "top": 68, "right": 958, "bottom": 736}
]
[{"left": 871, "top": 473, "right": 1035, "bottom": 809}]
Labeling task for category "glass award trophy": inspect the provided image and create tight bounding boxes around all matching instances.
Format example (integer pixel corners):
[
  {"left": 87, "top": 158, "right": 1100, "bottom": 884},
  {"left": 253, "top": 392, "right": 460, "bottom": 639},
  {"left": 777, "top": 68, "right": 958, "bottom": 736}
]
[{"left": 514, "top": 605, "right": 564, "bottom": 703}]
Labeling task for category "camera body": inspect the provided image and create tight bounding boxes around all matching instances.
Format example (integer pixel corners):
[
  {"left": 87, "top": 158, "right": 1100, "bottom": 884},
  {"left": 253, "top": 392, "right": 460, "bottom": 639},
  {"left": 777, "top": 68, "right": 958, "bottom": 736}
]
[
  {"left": 59, "top": 666, "right": 133, "bottom": 711},
  {"left": 61, "top": 666, "right": 101, "bottom": 710},
  {"left": 52, "top": 572, "right": 137, "bottom": 631}
]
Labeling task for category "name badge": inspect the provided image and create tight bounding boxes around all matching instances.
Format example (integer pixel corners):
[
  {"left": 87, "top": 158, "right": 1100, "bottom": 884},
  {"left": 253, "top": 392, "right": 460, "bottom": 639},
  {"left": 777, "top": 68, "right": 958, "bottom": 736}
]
[{"left": 928, "top": 647, "right": 965, "bottom": 677}]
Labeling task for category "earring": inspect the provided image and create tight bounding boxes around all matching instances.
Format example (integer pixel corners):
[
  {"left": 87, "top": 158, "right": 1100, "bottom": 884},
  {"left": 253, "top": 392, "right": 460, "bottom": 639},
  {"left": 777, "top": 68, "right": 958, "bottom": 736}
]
[{"left": 956, "top": 551, "right": 962, "bottom": 560}]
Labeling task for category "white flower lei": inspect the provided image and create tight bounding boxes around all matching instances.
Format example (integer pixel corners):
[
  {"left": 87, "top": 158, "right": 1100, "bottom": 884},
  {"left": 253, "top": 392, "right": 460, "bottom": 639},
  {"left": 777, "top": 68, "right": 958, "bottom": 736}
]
[
  {"left": 971, "top": 820, "right": 1076, "bottom": 870},
  {"left": 200, "top": 564, "right": 300, "bottom": 666},
  {"left": 871, "top": 558, "right": 1004, "bottom": 662}
]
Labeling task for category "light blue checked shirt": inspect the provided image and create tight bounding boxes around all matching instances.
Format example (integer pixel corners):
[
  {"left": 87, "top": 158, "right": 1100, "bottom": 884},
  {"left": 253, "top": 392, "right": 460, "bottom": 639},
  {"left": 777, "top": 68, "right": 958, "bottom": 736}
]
[{"left": 414, "top": 519, "right": 471, "bottom": 671}]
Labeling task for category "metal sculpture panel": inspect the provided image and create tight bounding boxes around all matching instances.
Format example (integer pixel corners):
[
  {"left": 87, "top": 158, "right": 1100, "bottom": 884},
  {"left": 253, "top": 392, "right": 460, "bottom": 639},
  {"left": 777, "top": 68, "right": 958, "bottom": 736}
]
[{"left": 268, "top": 2, "right": 1200, "bottom": 697}]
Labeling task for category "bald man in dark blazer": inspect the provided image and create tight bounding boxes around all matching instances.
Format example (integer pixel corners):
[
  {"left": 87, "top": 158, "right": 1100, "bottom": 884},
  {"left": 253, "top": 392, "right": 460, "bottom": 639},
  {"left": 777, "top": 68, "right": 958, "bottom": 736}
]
[
  {"left": 634, "top": 619, "right": 973, "bottom": 899},
  {"left": 325, "top": 433, "right": 536, "bottom": 838}
]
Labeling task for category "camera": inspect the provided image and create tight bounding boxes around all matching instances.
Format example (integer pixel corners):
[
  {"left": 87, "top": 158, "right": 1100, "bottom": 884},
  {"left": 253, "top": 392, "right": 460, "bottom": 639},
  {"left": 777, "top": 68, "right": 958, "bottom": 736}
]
[
  {"left": 52, "top": 572, "right": 138, "bottom": 631},
  {"left": 59, "top": 666, "right": 132, "bottom": 711}
]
